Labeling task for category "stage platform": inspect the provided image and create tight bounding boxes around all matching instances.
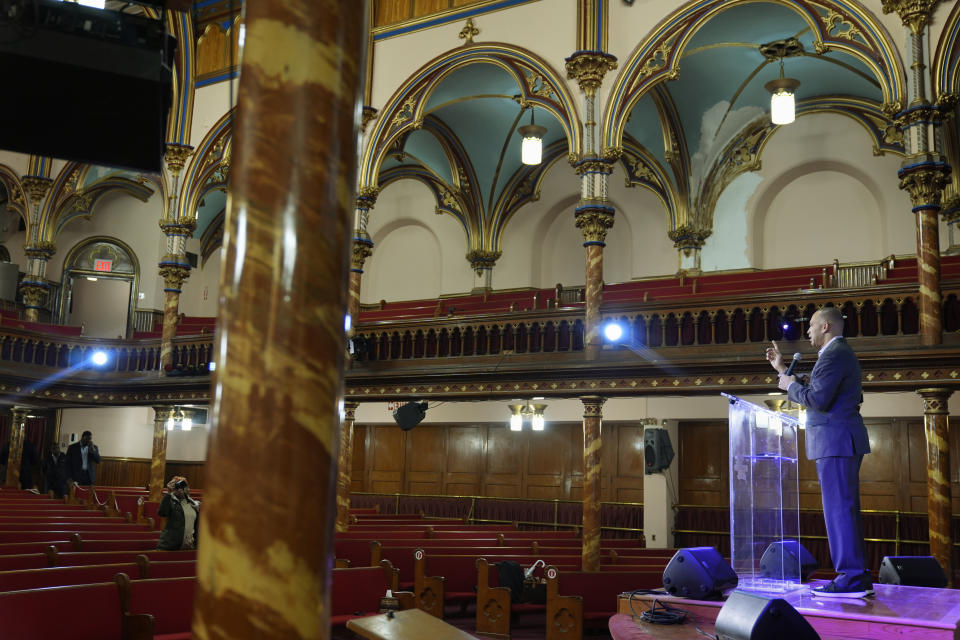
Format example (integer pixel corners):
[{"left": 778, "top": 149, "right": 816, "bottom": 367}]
[{"left": 614, "top": 582, "right": 960, "bottom": 640}]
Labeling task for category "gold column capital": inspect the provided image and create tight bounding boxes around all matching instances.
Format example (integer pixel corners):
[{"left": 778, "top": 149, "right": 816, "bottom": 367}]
[
  {"left": 898, "top": 164, "right": 950, "bottom": 209},
  {"left": 159, "top": 263, "right": 191, "bottom": 292},
  {"left": 152, "top": 405, "right": 175, "bottom": 423},
  {"left": 580, "top": 395, "right": 606, "bottom": 417},
  {"left": 159, "top": 217, "right": 198, "bottom": 237},
  {"left": 466, "top": 249, "right": 502, "bottom": 276},
  {"left": 343, "top": 401, "right": 359, "bottom": 421},
  {"left": 356, "top": 186, "right": 379, "bottom": 210},
  {"left": 24, "top": 242, "right": 56, "bottom": 261},
  {"left": 21, "top": 176, "right": 53, "bottom": 203},
  {"left": 19, "top": 282, "right": 48, "bottom": 309},
  {"left": 351, "top": 237, "right": 374, "bottom": 271},
  {"left": 564, "top": 51, "right": 618, "bottom": 97},
  {"left": 361, "top": 106, "right": 379, "bottom": 133},
  {"left": 575, "top": 203, "right": 615, "bottom": 244},
  {"left": 11, "top": 406, "right": 29, "bottom": 424},
  {"left": 918, "top": 387, "right": 953, "bottom": 413},
  {"left": 164, "top": 144, "right": 195, "bottom": 177},
  {"left": 881, "top": 0, "right": 941, "bottom": 34},
  {"left": 668, "top": 224, "right": 711, "bottom": 253}
]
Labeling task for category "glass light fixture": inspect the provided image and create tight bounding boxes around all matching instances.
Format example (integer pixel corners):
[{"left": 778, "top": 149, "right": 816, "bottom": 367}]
[
  {"left": 765, "top": 58, "right": 800, "bottom": 125},
  {"left": 508, "top": 401, "right": 548, "bottom": 431},
  {"left": 509, "top": 404, "right": 524, "bottom": 431},
  {"left": 517, "top": 109, "right": 547, "bottom": 165}
]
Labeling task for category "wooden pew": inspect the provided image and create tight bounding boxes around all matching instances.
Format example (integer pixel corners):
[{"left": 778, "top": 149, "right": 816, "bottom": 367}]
[
  {"left": 0, "top": 582, "right": 123, "bottom": 639},
  {"left": 0, "top": 562, "right": 140, "bottom": 592},
  {"left": 48, "top": 547, "right": 197, "bottom": 567},
  {"left": 544, "top": 565, "right": 664, "bottom": 640},
  {"left": 0, "top": 553, "right": 50, "bottom": 571},
  {"left": 135, "top": 555, "right": 197, "bottom": 579},
  {"left": 331, "top": 564, "right": 414, "bottom": 629},
  {"left": 115, "top": 573, "right": 195, "bottom": 640}
]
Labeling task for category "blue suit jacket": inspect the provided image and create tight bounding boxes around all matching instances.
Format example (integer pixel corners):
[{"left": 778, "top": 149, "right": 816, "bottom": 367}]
[{"left": 787, "top": 337, "right": 870, "bottom": 460}]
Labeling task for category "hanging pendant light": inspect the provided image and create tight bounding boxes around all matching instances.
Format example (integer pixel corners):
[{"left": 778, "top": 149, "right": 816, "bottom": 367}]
[
  {"left": 765, "top": 58, "right": 800, "bottom": 125},
  {"left": 517, "top": 108, "right": 547, "bottom": 165}
]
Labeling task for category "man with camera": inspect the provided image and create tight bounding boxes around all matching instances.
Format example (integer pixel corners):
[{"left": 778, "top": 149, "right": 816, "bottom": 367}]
[{"left": 157, "top": 475, "right": 200, "bottom": 550}]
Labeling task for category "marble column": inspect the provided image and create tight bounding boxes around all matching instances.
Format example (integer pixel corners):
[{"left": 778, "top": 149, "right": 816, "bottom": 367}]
[
  {"left": 148, "top": 406, "right": 173, "bottom": 503},
  {"left": 580, "top": 395, "right": 605, "bottom": 571},
  {"left": 918, "top": 388, "right": 953, "bottom": 585},
  {"left": 336, "top": 402, "right": 359, "bottom": 532},
  {"left": 191, "top": 2, "right": 366, "bottom": 638},
  {"left": 914, "top": 200, "right": 945, "bottom": 345},
  {"left": 4, "top": 407, "right": 28, "bottom": 488},
  {"left": 576, "top": 203, "right": 613, "bottom": 360},
  {"left": 349, "top": 239, "right": 373, "bottom": 322},
  {"left": 159, "top": 263, "right": 191, "bottom": 372}
]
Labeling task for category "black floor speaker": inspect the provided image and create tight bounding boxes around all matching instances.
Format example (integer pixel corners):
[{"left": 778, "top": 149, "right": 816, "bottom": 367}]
[
  {"left": 759, "top": 541, "right": 818, "bottom": 581},
  {"left": 879, "top": 556, "right": 947, "bottom": 588},
  {"left": 715, "top": 590, "right": 820, "bottom": 640},
  {"left": 662, "top": 546, "right": 738, "bottom": 599}
]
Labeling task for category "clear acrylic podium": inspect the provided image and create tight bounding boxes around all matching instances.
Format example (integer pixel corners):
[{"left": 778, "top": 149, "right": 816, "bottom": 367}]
[{"left": 723, "top": 393, "right": 803, "bottom": 593}]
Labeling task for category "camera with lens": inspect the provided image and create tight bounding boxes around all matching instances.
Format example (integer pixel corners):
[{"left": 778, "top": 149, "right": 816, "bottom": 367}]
[{"left": 174, "top": 480, "right": 188, "bottom": 490}]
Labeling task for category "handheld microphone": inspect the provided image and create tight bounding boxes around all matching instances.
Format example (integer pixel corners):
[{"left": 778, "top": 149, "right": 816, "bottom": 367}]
[{"left": 784, "top": 352, "right": 802, "bottom": 377}]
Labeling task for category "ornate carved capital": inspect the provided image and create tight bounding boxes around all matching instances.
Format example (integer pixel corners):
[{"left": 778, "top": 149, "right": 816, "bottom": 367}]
[
  {"left": 881, "top": 0, "right": 940, "bottom": 34},
  {"left": 20, "top": 282, "right": 48, "bottom": 309},
  {"left": 153, "top": 405, "right": 174, "bottom": 423},
  {"left": 937, "top": 93, "right": 959, "bottom": 112},
  {"left": 343, "top": 401, "right": 359, "bottom": 422},
  {"left": 11, "top": 406, "right": 28, "bottom": 426},
  {"left": 918, "top": 387, "right": 953, "bottom": 414},
  {"left": 564, "top": 51, "right": 618, "bottom": 97},
  {"left": 942, "top": 194, "right": 960, "bottom": 223},
  {"left": 24, "top": 241, "right": 56, "bottom": 261},
  {"left": 668, "top": 224, "right": 712, "bottom": 251},
  {"left": 351, "top": 237, "right": 374, "bottom": 271},
  {"left": 898, "top": 163, "right": 950, "bottom": 208},
  {"left": 573, "top": 157, "right": 616, "bottom": 177},
  {"left": 164, "top": 144, "right": 194, "bottom": 177},
  {"left": 158, "top": 263, "right": 191, "bottom": 292},
  {"left": 580, "top": 395, "right": 606, "bottom": 417},
  {"left": 356, "top": 186, "right": 379, "bottom": 210},
  {"left": 466, "top": 249, "right": 502, "bottom": 276},
  {"left": 361, "top": 106, "right": 379, "bottom": 133},
  {"left": 21, "top": 176, "right": 53, "bottom": 203},
  {"left": 159, "top": 217, "right": 198, "bottom": 238},
  {"left": 575, "top": 203, "right": 615, "bottom": 244}
]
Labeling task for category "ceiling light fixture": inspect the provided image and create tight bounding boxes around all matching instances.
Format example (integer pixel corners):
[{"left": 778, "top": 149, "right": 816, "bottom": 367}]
[
  {"left": 765, "top": 57, "right": 800, "bottom": 125},
  {"left": 508, "top": 400, "right": 548, "bottom": 431},
  {"left": 517, "top": 108, "right": 547, "bottom": 165}
]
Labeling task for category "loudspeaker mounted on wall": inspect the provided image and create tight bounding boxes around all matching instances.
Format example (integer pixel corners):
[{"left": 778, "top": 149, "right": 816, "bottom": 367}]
[
  {"left": 715, "top": 590, "right": 820, "bottom": 640},
  {"left": 644, "top": 427, "right": 674, "bottom": 474},
  {"left": 759, "top": 540, "right": 818, "bottom": 582},
  {"left": 392, "top": 401, "right": 428, "bottom": 431},
  {"left": 662, "top": 546, "right": 738, "bottom": 599},
  {"left": 879, "top": 556, "right": 947, "bottom": 588}
]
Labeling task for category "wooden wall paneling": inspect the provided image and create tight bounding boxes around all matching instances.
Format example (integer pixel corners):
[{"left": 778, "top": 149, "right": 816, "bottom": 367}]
[
  {"left": 405, "top": 425, "right": 445, "bottom": 495},
  {"left": 483, "top": 426, "right": 523, "bottom": 498},
  {"left": 351, "top": 425, "right": 366, "bottom": 492},
  {"left": 166, "top": 461, "right": 207, "bottom": 490},
  {"left": 905, "top": 420, "right": 929, "bottom": 512},
  {"left": 857, "top": 419, "right": 902, "bottom": 511},
  {"left": 444, "top": 425, "right": 483, "bottom": 496},
  {"left": 413, "top": 0, "right": 448, "bottom": 17},
  {"left": 97, "top": 458, "right": 206, "bottom": 490},
  {"left": 374, "top": 0, "right": 412, "bottom": 26},
  {"left": 369, "top": 425, "right": 405, "bottom": 493},
  {"left": 613, "top": 424, "right": 644, "bottom": 503},
  {"left": 525, "top": 426, "right": 568, "bottom": 500},
  {"left": 678, "top": 421, "right": 728, "bottom": 506}
]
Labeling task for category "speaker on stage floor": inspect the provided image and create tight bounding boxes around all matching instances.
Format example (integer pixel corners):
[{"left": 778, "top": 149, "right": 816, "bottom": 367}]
[
  {"left": 715, "top": 590, "right": 820, "bottom": 640},
  {"left": 759, "top": 540, "right": 818, "bottom": 581},
  {"left": 879, "top": 556, "right": 947, "bottom": 588},
  {"left": 662, "top": 546, "right": 738, "bottom": 599}
]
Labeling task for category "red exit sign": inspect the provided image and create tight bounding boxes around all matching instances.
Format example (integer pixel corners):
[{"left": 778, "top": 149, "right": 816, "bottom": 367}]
[{"left": 94, "top": 259, "right": 112, "bottom": 272}]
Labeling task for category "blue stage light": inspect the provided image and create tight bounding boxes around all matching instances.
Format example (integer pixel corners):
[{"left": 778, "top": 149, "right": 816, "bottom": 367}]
[
  {"left": 603, "top": 322, "right": 624, "bottom": 342},
  {"left": 91, "top": 350, "right": 108, "bottom": 366}
]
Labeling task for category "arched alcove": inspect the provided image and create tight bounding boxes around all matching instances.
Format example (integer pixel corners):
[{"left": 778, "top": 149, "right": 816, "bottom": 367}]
[{"left": 59, "top": 236, "right": 139, "bottom": 338}]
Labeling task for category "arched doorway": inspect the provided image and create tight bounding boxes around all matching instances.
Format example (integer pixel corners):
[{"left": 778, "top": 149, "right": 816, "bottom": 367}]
[{"left": 58, "top": 237, "right": 140, "bottom": 338}]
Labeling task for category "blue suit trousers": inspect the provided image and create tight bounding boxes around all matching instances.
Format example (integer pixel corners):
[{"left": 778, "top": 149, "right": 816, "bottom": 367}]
[{"left": 816, "top": 455, "right": 869, "bottom": 584}]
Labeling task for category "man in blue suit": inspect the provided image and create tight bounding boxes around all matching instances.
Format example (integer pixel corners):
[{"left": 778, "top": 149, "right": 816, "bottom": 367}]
[{"left": 767, "top": 306, "right": 872, "bottom": 597}]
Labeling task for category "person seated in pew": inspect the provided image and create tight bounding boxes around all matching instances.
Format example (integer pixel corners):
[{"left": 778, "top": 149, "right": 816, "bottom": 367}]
[{"left": 157, "top": 476, "right": 201, "bottom": 550}]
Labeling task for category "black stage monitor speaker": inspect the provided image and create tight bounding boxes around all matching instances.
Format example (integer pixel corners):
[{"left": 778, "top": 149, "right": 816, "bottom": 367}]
[
  {"left": 644, "top": 427, "right": 674, "bottom": 474},
  {"left": 392, "top": 401, "right": 427, "bottom": 431},
  {"left": 0, "top": 0, "right": 175, "bottom": 171},
  {"left": 760, "top": 541, "right": 818, "bottom": 582},
  {"left": 715, "top": 590, "right": 820, "bottom": 640},
  {"left": 662, "top": 546, "right": 738, "bottom": 599},
  {"left": 879, "top": 556, "right": 947, "bottom": 588}
]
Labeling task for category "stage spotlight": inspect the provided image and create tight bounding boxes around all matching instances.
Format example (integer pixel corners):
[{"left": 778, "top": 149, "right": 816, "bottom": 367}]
[
  {"left": 603, "top": 321, "right": 624, "bottom": 342},
  {"left": 91, "top": 350, "right": 108, "bottom": 366},
  {"left": 393, "top": 401, "right": 428, "bottom": 431}
]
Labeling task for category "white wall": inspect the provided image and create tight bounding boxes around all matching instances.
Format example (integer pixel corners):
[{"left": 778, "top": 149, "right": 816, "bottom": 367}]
[
  {"left": 59, "top": 406, "right": 208, "bottom": 462},
  {"left": 69, "top": 277, "right": 130, "bottom": 338}
]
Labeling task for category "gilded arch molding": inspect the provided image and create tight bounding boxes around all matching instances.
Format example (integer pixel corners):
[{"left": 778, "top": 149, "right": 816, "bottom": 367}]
[
  {"left": 360, "top": 43, "right": 582, "bottom": 190},
  {"left": 932, "top": 1, "right": 960, "bottom": 106},
  {"left": 602, "top": 0, "right": 907, "bottom": 153}
]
